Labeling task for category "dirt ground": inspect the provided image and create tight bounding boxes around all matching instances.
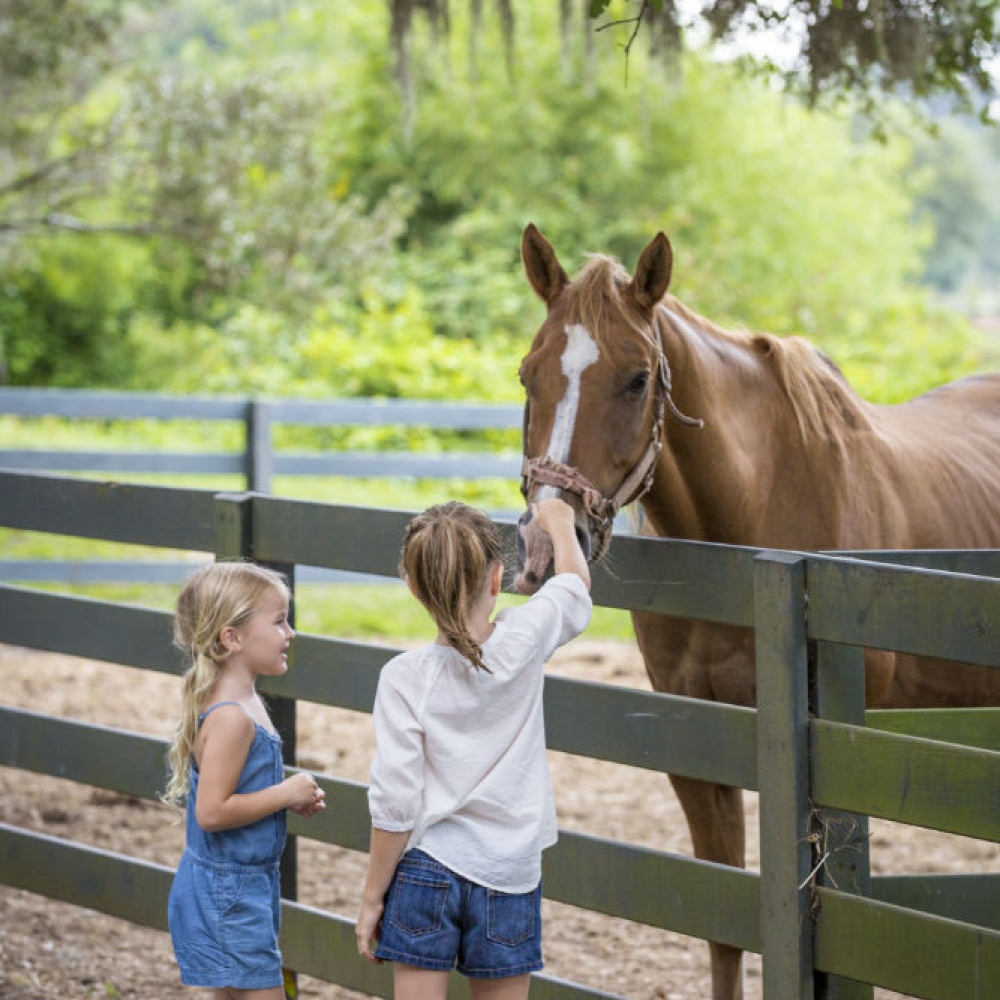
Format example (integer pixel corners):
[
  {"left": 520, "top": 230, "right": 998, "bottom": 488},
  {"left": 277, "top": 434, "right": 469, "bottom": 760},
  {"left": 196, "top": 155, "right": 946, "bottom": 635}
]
[{"left": 2, "top": 639, "right": 997, "bottom": 1000}]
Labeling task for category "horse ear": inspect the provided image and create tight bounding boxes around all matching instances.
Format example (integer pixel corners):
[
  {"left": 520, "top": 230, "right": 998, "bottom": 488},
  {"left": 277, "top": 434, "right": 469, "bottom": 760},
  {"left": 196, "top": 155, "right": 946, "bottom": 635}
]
[
  {"left": 631, "top": 232, "right": 673, "bottom": 309},
  {"left": 522, "top": 223, "right": 569, "bottom": 305}
]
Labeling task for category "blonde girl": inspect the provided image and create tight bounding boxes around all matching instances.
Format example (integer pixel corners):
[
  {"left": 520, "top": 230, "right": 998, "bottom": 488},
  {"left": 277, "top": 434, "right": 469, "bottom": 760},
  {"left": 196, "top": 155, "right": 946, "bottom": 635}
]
[
  {"left": 356, "top": 498, "right": 591, "bottom": 1000},
  {"left": 164, "top": 561, "right": 325, "bottom": 999}
]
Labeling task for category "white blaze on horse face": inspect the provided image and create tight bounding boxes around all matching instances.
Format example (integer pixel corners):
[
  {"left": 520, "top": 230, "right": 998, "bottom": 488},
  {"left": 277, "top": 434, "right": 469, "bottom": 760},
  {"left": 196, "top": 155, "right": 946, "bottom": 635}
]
[{"left": 537, "top": 323, "right": 600, "bottom": 500}]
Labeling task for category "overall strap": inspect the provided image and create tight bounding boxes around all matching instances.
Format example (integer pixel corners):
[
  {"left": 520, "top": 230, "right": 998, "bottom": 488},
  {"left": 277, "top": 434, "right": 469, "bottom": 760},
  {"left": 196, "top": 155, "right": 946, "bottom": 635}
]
[{"left": 197, "top": 700, "right": 244, "bottom": 726}]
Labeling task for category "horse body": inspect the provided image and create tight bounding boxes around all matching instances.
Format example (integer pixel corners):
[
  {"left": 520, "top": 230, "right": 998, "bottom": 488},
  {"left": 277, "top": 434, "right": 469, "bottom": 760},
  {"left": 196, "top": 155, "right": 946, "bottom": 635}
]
[{"left": 514, "top": 224, "right": 1000, "bottom": 1000}]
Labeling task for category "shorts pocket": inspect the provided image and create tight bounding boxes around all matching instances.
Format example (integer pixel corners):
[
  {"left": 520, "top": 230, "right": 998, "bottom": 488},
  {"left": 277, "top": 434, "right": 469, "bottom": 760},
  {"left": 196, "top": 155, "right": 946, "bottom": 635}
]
[
  {"left": 387, "top": 872, "right": 450, "bottom": 938},
  {"left": 486, "top": 886, "right": 537, "bottom": 947}
]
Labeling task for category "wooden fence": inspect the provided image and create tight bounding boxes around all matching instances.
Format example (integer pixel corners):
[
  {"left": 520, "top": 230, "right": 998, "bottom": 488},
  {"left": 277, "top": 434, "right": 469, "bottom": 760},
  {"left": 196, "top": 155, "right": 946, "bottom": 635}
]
[
  {"left": 0, "top": 386, "right": 523, "bottom": 584},
  {"left": 0, "top": 468, "right": 998, "bottom": 1000}
]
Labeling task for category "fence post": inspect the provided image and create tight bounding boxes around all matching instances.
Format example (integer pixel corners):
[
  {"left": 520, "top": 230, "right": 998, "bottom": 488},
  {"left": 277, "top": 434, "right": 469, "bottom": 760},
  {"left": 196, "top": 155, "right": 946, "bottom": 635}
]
[
  {"left": 214, "top": 492, "right": 297, "bottom": 999},
  {"left": 811, "top": 641, "right": 873, "bottom": 1000},
  {"left": 246, "top": 400, "right": 274, "bottom": 493},
  {"left": 755, "top": 551, "right": 814, "bottom": 1000}
]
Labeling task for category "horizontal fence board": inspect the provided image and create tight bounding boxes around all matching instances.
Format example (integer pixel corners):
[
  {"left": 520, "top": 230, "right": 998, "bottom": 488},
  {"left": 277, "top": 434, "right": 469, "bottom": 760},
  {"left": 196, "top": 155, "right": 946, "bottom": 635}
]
[
  {"left": 263, "top": 634, "right": 397, "bottom": 714},
  {"left": 0, "top": 559, "right": 401, "bottom": 586},
  {"left": 543, "top": 675, "right": 758, "bottom": 787},
  {"left": 0, "top": 388, "right": 250, "bottom": 420},
  {"left": 2, "top": 709, "right": 755, "bottom": 943},
  {"left": 811, "top": 720, "right": 1000, "bottom": 842},
  {"left": 830, "top": 549, "right": 1000, "bottom": 578},
  {"left": 866, "top": 707, "right": 1000, "bottom": 751},
  {"left": 814, "top": 885, "right": 1000, "bottom": 999},
  {"left": 252, "top": 497, "right": 415, "bottom": 576},
  {"left": 545, "top": 830, "right": 761, "bottom": 952},
  {"left": 0, "top": 585, "right": 179, "bottom": 673},
  {"left": 0, "top": 471, "right": 219, "bottom": 550},
  {"left": 873, "top": 873, "right": 1000, "bottom": 931},
  {"left": 0, "top": 823, "right": 624, "bottom": 1000},
  {"left": 0, "top": 450, "right": 246, "bottom": 474},
  {"left": 274, "top": 453, "right": 520, "bottom": 479},
  {"left": 252, "top": 498, "right": 759, "bottom": 625},
  {"left": 0, "top": 822, "right": 173, "bottom": 931},
  {"left": 0, "top": 450, "right": 518, "bottom": 479},
  {"left": 0, "top": 388, "right": 524, "bottom": 428},
  {"left": 0, "top": 709, "right": 169, "bottom": 800},
  {"left": 807, "top": 556, "right": 1000, "bottom": 668},
  {"left": 271, "top": 397, "right": 523, "bottom": 428}
]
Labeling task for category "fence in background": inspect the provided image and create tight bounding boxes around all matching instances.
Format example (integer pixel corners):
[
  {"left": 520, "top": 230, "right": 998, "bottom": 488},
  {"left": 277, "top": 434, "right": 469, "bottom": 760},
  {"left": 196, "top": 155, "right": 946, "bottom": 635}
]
[
  {"left": 1, "top": 469, "right": 998, "bottom": 1000},
  {"left": 0, "top": 387, "right": 523, "bottom": 584}
]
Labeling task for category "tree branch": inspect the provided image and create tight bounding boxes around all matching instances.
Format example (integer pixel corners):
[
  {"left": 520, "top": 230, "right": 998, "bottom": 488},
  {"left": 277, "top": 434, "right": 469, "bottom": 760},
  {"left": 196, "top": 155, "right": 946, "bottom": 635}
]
[{"left": 0, "top": 213, "right": 168, "bottom": 236}]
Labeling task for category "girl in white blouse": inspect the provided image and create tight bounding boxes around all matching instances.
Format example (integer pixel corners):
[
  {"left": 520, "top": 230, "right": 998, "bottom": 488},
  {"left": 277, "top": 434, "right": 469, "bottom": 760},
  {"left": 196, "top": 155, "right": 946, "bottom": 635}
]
[{"left": 356, "top": 497, "right": 591, "bottom": 1000}]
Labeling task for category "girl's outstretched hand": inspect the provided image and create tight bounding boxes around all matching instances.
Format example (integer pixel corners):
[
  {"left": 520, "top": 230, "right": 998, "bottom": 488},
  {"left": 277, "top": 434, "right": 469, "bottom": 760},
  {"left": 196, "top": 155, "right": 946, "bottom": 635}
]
[{"left": 531, "top": 497, "right": 591, "bottom": 589}]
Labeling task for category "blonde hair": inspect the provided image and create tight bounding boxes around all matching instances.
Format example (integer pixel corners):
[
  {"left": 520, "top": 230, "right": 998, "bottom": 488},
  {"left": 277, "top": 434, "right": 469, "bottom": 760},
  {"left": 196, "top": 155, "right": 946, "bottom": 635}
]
[
  {"left": 162, "top": 561, "right": 290, "bottom": 808},
  {"left": 400, "top": 502, "right": 504, "bottom": 672}
]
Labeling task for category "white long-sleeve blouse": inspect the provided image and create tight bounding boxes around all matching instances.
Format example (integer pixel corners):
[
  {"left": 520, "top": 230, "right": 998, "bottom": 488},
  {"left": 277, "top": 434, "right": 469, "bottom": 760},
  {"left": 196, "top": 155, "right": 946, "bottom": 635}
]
[{"left": 367, "top": 573, "right": 592, "bottom": 892}]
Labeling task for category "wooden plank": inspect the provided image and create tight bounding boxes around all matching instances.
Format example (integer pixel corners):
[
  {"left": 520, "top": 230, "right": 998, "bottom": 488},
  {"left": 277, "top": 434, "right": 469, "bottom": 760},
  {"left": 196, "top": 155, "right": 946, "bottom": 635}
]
[
  {"left": 0, "top": 585, "right": 180, "bottom": 673},
  {"left": 252, "top": 497, "right": 758, "bottom": 624},
  {"left": 0, "top": 822, "right": 173, "bottom": 931},
  {"left": 259, "top": 633, "right": 397, "bottom": 714},
  {"left": 2, "top": 706, "right": 753, "bottom": 940},
  {"left": 591, "top": 533, "right": 757, "bottom": 625},
  {"left": 273, "top": 452, "right": 520, "bottom": 479},
  {"left": 0, "top": 449, "right": 245, "bottom": 474},
  {"left": 807, "top": 556, "right": 1000, "bottom": 669},
  {"left": 814, "top": 886, "right": 1000, "bottom": 999},
  {"left": 866, "top": 708, "right": 1000, "bottom": 751},
  {"left": 811, "top": 720, "right": 1000, "bottom": 842},
  {"left": 544, "top": 830, "right": 761, "bottom": 951},
  {"left": 272, "top": 397, "right": 522, "bottom": 428},
  {"left": 0, "top": 387, "right": 248, "bottom": 420},
  {"left": 0, "top": 471, "right": 219, "bottom": 550},
  {"left": 0, "top": 708, "right": 169, "bottom": 801},
  {"left": 0, "top": 824, "right": 623, "bottom": 1000},
  {"left": 754, "top": 552, "right": 814, "bottom": 1000},
  {"left": 543, "top": 674, "right": 759, "bottom": 787},
  {"left": 873, "top": 873, "right": 1000, "bottom": 931},
  {"left": 829, "top": 549, "right": 1000, "bottom": 578},
  {"left": 251, "top": 497, "right": 414, "bottom": 576}
]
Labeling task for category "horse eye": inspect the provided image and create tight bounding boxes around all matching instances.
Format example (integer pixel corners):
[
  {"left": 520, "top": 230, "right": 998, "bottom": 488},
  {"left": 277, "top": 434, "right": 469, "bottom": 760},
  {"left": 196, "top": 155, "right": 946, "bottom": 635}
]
[{"left": 623, "top": 372, "right": 649, "bottom": 399}]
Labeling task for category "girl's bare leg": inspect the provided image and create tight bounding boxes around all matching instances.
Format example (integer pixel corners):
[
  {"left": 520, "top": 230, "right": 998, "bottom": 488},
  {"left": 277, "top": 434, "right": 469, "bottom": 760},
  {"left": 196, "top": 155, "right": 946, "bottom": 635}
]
[
  {"left": 394, "top": 964, "right": 451, "bottom": 1000},
  {"left": 470, "top": 974, "right": 531, "bottom": 1000}
]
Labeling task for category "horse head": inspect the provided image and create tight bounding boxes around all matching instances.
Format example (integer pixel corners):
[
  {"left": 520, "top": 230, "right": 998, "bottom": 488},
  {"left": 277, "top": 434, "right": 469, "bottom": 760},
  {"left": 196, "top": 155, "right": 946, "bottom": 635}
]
[{"left": 514, "top": 223, "right": 701, "bottom": 594}]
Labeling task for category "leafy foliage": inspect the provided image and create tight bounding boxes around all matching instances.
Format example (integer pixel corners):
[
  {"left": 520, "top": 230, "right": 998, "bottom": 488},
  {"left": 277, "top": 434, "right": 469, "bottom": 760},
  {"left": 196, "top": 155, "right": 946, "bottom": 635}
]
[{"left": 0, "top": 0, "right": 996, "bottom": 406}]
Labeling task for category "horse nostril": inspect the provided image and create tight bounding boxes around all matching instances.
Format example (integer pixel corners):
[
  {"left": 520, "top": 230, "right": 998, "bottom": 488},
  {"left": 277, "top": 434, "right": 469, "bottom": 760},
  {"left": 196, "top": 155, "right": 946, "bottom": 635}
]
[{"left": 575, "top": 524, "right": 592, "bottom": 561}]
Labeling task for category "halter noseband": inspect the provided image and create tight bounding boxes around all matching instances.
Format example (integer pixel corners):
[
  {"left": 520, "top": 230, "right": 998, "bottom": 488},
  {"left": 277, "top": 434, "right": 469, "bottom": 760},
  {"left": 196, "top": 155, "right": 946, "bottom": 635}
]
[{"left": 520, "top": 316, "right": 702, "bottom": 562}]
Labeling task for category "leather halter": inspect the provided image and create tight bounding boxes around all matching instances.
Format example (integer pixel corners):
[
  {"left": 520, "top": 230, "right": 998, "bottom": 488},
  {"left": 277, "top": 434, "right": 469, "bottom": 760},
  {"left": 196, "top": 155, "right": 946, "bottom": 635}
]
[{"left": 520, "top": 314, "right": 702, "bottom": 562}]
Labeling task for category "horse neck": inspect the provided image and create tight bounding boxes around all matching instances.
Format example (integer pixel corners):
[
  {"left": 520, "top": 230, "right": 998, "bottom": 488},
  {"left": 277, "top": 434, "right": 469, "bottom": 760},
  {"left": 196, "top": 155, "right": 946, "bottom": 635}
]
[{"left": 644, "top": 301, "right": 827, "bottom": 545}]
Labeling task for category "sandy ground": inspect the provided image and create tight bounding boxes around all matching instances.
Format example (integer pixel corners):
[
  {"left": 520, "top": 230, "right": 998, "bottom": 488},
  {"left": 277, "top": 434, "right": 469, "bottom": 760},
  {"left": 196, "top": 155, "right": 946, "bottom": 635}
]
[{"left": 1, "top": 639, "right": 997, "bottom": 1000}]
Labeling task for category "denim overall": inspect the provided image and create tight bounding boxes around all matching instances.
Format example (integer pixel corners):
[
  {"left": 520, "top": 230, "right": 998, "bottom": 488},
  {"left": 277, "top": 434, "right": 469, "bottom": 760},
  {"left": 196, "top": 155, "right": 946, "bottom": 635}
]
[{"left": 167, "top": 702, "right": 287, "bottom": 989}]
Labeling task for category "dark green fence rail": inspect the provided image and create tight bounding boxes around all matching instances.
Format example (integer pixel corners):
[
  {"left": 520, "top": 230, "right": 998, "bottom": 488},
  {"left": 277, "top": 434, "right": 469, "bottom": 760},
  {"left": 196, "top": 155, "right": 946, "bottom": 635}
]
[{"left": 1, "top": 469, "right": 998, "bottom": 1000}]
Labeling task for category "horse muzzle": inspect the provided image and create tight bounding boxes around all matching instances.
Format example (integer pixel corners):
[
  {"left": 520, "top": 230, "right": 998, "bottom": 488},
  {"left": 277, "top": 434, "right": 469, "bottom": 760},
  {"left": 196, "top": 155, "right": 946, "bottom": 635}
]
[{"left": 514, "top": 504, "right": 593, "bottom": 594}]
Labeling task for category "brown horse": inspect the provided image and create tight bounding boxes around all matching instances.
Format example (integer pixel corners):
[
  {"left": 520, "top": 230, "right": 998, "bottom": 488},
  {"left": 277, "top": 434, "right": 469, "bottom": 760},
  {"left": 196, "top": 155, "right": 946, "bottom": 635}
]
[{"left": 513, "top": 223, "right": 1000, "bottom": 1000}]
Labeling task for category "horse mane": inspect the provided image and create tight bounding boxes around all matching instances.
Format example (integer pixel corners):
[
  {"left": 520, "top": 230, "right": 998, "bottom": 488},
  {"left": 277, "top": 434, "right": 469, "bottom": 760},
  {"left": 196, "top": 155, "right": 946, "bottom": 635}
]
[{"left": 566, "top": 254, "right": 870, "bottom": 445}]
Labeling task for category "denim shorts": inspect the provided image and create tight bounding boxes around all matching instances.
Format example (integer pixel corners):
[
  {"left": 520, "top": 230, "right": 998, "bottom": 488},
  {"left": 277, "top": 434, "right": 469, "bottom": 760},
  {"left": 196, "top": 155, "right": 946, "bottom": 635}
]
[
  {"left": 374, "top": 849, "right": 543, "bottom": 978},
  {"left": 168, "top": 852, "right": 283, "bottom": 989}
]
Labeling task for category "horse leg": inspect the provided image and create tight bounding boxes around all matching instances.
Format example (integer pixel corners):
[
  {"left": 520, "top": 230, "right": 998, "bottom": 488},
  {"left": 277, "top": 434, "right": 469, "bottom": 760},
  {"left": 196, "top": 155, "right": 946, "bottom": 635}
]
[{"left": 669, "top": 774, "right": 747, "bottom": 1000}]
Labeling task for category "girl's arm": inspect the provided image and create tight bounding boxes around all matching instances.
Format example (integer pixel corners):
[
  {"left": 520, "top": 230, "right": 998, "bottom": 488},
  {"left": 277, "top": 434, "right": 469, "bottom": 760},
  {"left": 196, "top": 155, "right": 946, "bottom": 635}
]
[
  {"left": 356, "top": 826, "right": 411, "bottom": 963},
  {"left": 533, "top": 498, "right": 591, "bottom": 590},
  {"left": 194, "top": 706, "right": 320, "bottom": 831}
]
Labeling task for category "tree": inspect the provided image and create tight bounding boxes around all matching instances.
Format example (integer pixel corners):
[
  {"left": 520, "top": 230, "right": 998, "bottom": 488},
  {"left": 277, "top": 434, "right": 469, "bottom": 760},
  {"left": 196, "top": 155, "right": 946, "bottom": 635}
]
[{"left": 389, "top": 0, "right": 999, "bottom": 118}]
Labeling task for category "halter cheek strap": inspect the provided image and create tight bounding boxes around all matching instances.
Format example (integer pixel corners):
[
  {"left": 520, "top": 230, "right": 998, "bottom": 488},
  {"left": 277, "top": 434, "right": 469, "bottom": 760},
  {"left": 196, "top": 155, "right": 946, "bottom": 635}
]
[{"left": 520, "top": 320, "right": 702, "bottom": 562}]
